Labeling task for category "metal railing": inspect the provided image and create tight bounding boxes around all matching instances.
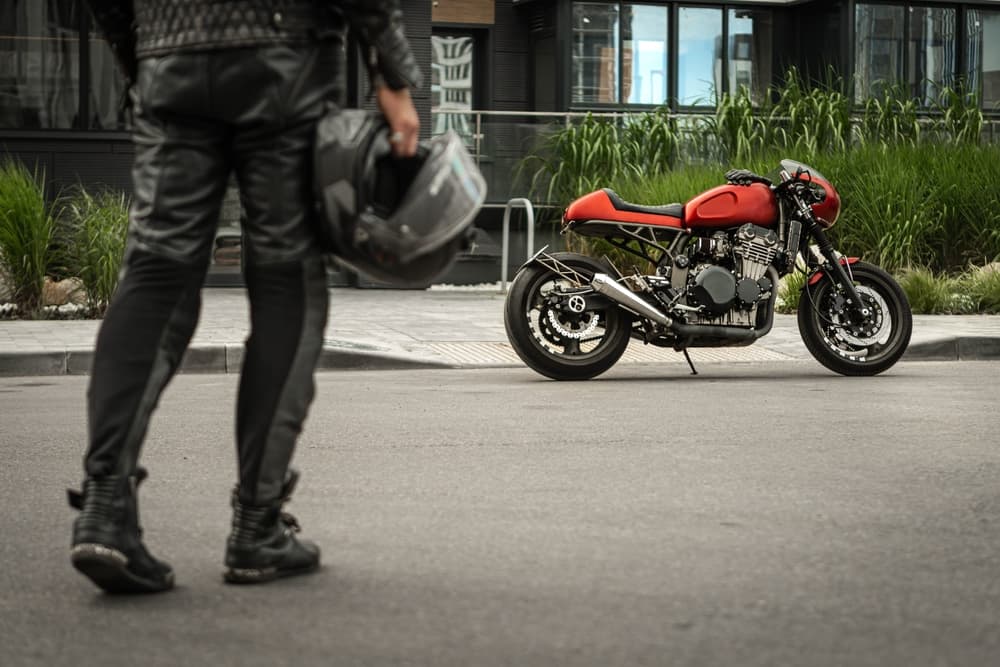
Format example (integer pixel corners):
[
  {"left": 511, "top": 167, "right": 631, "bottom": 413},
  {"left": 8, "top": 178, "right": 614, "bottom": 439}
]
[{"left": 499, "top": 198, "right": 535, "bottom": 293}]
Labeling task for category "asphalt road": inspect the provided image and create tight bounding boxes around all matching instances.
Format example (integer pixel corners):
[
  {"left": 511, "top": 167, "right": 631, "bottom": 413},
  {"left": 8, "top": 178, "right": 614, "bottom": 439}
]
[{"left": 1, "top": 361, "right": 999, "bottom": 667}]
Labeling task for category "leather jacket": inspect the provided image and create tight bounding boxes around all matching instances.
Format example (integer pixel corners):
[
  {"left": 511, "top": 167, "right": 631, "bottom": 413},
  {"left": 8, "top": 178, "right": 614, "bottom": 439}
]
[{"left": 85, "top": 0, "right": 422, "bottom": 90}]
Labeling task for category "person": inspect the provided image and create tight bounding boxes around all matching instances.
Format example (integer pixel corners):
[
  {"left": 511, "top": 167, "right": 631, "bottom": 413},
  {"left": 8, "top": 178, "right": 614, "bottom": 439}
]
[{"left": 68, "top": 0, "right": 422, "bottom": 594}]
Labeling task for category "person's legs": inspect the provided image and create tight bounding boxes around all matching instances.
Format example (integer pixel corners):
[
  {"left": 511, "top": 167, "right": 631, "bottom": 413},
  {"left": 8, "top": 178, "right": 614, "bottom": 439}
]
[
  {"left": 221, "top": 44, "right": 340, "bottom": 582},
  {"left": 71, "top": 53, "right": 231, "bottom": 594}
]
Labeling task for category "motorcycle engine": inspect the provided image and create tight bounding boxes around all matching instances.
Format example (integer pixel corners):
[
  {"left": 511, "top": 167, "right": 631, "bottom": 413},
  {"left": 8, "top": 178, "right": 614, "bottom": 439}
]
[{"left": 676, "top": 224, "right": 779, "bottom": 322}]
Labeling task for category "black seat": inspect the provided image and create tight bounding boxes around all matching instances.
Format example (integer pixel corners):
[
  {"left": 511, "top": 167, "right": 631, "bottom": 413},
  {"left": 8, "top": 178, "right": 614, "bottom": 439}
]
[{"left": 604, "top": 189, "right": 683, "bottom": 219}]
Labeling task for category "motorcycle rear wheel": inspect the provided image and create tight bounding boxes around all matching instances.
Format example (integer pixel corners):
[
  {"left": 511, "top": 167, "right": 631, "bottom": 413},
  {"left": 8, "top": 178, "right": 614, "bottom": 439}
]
[
  {"left": 504, "top": 253, "right": 631, "bottom": 380},
  {"left": 797, "top": 260, "right": 912, "bottom": 376}
]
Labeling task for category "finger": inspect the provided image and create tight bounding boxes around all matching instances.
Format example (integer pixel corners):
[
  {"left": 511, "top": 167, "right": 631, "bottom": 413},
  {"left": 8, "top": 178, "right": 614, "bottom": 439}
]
[{"left": 388, "top": 130, "right": 418, "bottom": 157}]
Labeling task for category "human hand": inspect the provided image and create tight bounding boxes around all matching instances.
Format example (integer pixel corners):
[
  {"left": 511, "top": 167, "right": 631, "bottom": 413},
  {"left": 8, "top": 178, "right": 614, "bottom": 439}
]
[{"left": 376, "top": 85, "right": 419, "bottom": 158}]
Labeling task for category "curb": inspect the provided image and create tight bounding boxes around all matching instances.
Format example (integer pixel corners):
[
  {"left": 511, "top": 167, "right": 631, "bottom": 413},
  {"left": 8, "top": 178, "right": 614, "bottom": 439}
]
[
  {"left": 0, "top": 343, "right": 455, "bottom": 377},
  {"left": 903, "top": 337, "right": 1000, "bottom": 362},
  {"left": 2, "top": 337, "right": 999, "bottom": 377}
]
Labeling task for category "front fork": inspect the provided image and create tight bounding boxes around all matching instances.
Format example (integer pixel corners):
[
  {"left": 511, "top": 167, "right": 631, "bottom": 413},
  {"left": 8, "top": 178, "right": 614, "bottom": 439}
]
[{"left": 806, "top": 225, "right": 871, "bottom": 323}]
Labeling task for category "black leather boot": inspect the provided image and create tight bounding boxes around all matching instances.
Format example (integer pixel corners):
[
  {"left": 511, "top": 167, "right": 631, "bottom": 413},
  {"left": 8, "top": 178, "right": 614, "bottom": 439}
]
[
  {"left": 68, "top": 467, "right": 174, "bottom": 594},
  {"left": 224, "top": 469, "right": 320, "bottom": 584}
]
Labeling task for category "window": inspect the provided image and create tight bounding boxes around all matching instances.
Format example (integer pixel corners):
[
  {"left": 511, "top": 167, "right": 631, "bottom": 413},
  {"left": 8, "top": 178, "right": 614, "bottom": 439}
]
[
  {"left": 624, "top": 5, "right": 668, "bottom": 105},
  {"left": 569, "top": 3, "right": 772, "bottom": 109},
  {"left": 855, "top": 3, "right": 959, "bottom": 107},
  {"left": 855, "top": 3, "right": 905, "bottom": 102},
  {"left": 728, "top": 8, "right": 773, "bottom": 103},
  {"left": 968, "top": 10, "right": 1000, "bottom": 111},
  {"left": 431, "top": 33, "right": 476, "bottom": 142},
  {"left": 572, "top": 3, "right": 669, "bottom": 106},
  {"left": 88, "top": 20, "right": 126, "bottom": 129},
  {"left": 908, "top": 6, "right": 956, "bottom": 105},
  {"left": 677, "top": 7, "right": 722, "bottom": 106},
  {"left": 572, "top": 2, "right": 620, "bottom": 103},
  {"left": 0, "top": 1, "right": 81, "bottom": 129}
]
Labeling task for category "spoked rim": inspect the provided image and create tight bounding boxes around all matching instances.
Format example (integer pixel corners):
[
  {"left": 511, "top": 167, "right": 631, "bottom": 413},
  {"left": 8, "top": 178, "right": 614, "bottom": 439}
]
[
  {"left": 812, "top": 282, "right": 901, "bottom": 363},
  {"left": 525, "top": 275, "right": 618, "bottom": 361}
]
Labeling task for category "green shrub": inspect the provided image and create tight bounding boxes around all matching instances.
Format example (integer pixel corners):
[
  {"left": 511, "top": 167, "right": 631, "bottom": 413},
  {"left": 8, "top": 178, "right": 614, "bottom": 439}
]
[
  {"left": 58, "top": 187, "right": 129, "bottom": 317},
  {"left": 959, "top": 263, "right": 1000, "bottom": 313},
  {"left": 776, "top": 269, "right": 807, "bottom": 313},
  {"left": 0, "top": 159, "right": 56, "bottom": 316},
  {"left": 897, "top": 267, "right": 976, "bottom": 314}
]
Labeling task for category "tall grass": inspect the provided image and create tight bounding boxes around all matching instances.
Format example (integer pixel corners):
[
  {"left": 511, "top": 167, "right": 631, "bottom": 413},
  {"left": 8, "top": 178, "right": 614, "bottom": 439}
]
[
  {"left": 959, "top": 263, "right": 1000, "bottom": 313},
  {"left": 0, "top": 159, "right": 56, "bottom": 316},
  {"left": 58, "top": 187, "right": 130, "bottom": 316},
  {"left": 699, "top": 68, "right": 851, "bottom": 161},
  {"left": 523, "top": 110, "right": 683, "bottom": 207}
]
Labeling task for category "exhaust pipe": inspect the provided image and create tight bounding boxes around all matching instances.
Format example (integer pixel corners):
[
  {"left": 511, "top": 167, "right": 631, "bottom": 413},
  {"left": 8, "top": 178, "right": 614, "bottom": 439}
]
[
  {"left": 591, "top": 273, "right": 673, "bottom": 327},
  {"left": 591, "top": 267, "right": 781, "bottom": 343}
]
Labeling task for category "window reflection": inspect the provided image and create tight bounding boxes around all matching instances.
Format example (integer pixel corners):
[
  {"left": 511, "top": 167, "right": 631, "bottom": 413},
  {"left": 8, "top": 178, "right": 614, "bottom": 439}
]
[
  {"left": 677, "top": 7, "right": 721, "bottom": 107},
  {"left": 623, "top": 5, "right": 667, "bottom": 105},
  {"left": 908, "top": 6, "right": 956, "bottom": 105},
  {"left": 0, "top": 0, "right": 80, "bottom": 129},
  {"left": 431, "top": 34, "right": 475, "bottom": 144},
  {"left": 728, "top": 8, "right": 772, "bottom": 103},
  {"left": 855, "top": 3, "right": 904, "bottom": 102},
  {"left": 89, "top": 30, "right": 126, "bottom": 129},
  {"left": 572, "top": 2, "right": 619, "bottom": 104},
  {"left": 967, "top": 10, "right": 1000, "bottom": 110}
]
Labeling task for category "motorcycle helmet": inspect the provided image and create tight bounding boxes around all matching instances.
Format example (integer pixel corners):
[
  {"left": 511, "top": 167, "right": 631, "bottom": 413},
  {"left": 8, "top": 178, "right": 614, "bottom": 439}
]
[{"left": 314, "top": 108, "right": 487, "bottom": 287}]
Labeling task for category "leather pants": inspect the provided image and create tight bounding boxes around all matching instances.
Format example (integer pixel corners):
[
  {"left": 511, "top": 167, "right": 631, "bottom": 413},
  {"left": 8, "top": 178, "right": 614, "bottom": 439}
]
[{"left": 85, "top": 43, "right": 344, "bottom": 504}]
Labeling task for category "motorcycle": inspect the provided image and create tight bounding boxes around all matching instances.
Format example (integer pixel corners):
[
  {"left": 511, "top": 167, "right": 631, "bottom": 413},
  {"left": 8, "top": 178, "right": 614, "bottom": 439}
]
[{"left": 503, "top": 160, "right": 912, "bottom": 380}]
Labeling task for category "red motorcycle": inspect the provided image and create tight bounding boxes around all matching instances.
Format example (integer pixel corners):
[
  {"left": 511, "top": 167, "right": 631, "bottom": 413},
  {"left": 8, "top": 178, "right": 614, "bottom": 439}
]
[{"left": 504, "top": 160, "right": 912, "bottom": 380}]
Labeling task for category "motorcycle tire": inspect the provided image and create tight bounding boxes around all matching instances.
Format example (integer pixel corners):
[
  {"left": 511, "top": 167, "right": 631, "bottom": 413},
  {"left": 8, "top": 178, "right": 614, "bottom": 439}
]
[
  {"left": 797, "top": 260, "right": 912, "bottom": 376},
  {"left": 504, "top": 253, "right": 632, "bottom": 381}
]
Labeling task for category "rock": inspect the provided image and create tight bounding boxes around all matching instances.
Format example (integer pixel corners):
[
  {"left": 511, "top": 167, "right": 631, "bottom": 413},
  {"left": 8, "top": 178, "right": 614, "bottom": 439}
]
[
  {"left": 42, "top": 277, "right": 86, "bottom": 306},
  {"left": 977, "top": 262, "right": 1000, "bottom": 276}
]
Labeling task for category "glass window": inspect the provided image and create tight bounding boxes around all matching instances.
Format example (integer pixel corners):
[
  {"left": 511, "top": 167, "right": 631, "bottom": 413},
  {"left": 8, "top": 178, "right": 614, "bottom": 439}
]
[
  {"left": 728, "top": 8, "right": 773, "bottom": 103},
  {"left": 572, "top": 2, "right": 620, "bottom": 103},
  {"left": 967, "top": 10, "right": 1000, "bottom": 111},
  {"left": 855, "top": 3, "right": 905, "bottom": 102},
  {"left": 908, "top": 6, "right": 956, "bottom": 105},
  {"left": 623, "top": 4, "right": 667, "bottom": 105},
  {"left": 431, "top": 34, "right": 476, "bottom": 143},
  {"left": 0, "top": 0, "right": 81, "bottom": 129},
  {"left": 677, "top": 7, "right": 722, "bottom": 107},
  {"left": 88, "top": 24, "right": 126, "bottom": 129}
]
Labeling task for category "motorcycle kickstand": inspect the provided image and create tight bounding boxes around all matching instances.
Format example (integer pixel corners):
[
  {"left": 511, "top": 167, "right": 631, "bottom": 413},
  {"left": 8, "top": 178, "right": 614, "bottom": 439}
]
[{"left": 681, "top": 348, "right": 698, "bottom": 376}]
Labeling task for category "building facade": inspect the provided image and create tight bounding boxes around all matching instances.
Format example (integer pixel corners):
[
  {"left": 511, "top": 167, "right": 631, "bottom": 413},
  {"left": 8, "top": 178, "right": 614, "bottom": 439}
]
[{"left": 2, "top": 1, "right": 999, "bottom": 282}]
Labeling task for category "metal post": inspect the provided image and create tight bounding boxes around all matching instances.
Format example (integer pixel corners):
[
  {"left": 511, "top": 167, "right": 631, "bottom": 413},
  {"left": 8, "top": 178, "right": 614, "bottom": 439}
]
[{"left": 500, "top": 198, "right": 536, "bottom": 293}]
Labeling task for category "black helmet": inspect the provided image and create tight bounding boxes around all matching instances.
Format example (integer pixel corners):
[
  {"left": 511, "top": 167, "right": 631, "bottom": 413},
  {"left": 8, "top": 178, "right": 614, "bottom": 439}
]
[{"left": 314, "top": 108, "right": 486, "bottom": 288}]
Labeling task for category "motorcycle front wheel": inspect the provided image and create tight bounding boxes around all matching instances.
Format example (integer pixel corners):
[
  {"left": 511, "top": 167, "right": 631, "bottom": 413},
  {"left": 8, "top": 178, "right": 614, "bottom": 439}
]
[
  {"left": 504, "top": 253, "right": 631, "bottom": 380},
  {"left": 797, "top": 260, "right": 912, "bottom": 376}
]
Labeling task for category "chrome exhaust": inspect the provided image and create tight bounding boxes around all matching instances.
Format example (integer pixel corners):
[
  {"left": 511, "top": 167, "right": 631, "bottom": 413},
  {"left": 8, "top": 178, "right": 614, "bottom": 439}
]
[{"left": 591, "top": 273, "right": 673, "bottom": 327}]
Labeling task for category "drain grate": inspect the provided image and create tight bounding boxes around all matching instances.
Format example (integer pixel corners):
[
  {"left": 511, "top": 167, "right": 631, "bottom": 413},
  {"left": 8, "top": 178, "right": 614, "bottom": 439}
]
[{"left": 425, "top": 341, "right": 792, "bottom": 367}]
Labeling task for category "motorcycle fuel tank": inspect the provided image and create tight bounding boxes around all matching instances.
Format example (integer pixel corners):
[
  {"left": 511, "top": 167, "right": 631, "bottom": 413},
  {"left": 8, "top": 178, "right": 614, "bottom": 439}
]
[{"left": 684, "top": 183, "right": 778, "bottom": 230}]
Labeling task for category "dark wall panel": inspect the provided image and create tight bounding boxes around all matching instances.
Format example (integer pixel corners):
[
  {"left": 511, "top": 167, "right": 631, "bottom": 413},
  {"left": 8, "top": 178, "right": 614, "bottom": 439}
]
[
  {"left": 491, "top": 1, "right": 531, "bottom": 110},
  {"left": 400, "top": 0, "right": 434, "bottom": 138},
  {"left": 0, "top": 134, "right": 133, "bottom": 198},
  {"left": 494, "top": 52, "right": 530, "bottom": 107}
]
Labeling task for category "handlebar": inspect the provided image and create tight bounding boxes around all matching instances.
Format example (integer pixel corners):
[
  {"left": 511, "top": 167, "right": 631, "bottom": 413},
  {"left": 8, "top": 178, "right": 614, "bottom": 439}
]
[{"left": 724, "top": 169, "right": 772, "bottom": 187}]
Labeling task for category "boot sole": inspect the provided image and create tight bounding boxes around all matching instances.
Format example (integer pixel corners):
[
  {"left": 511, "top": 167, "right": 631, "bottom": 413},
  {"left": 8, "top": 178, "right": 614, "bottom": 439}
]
[
  {"left": 223, "top": 561, "right": 320, "bottom": 585},
  {"left": 71, "top": 544, "right": 174, "bottom": 594}
]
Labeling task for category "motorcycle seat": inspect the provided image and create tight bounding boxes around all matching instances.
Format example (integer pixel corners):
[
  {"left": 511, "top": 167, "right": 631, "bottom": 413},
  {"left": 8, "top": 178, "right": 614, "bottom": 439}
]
[{"left": 604, "top": 189, "right": 684, "bottom": 220}]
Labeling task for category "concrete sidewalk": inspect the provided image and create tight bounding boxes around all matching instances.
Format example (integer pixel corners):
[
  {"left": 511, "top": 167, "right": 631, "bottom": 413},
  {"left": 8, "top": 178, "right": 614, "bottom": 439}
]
[{"left": 1, "top": 287, "right": 999, "bottom": 376}]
